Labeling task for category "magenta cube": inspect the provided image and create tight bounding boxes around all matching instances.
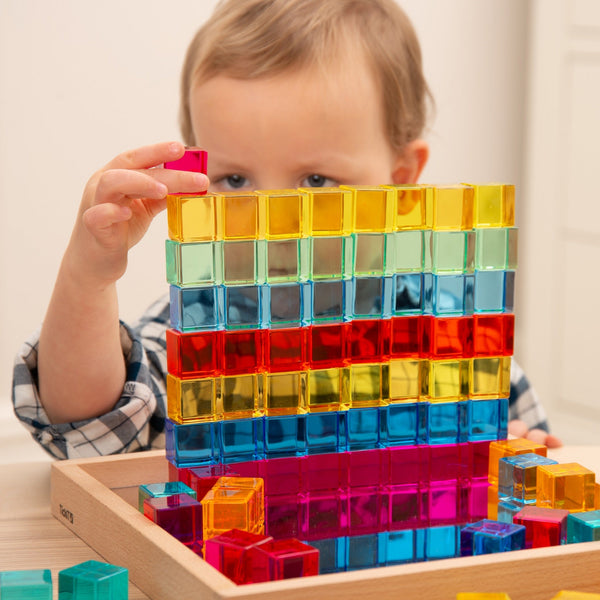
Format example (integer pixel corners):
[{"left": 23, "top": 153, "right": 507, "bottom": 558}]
[
  {"left": 469, "top": 478, "right": 490, "bottom": 520},
  {"left": 259, "top": 456, "right": 303, "bottom": 497},
  {"left": 168, "top": 462, "right": 192, "bottom": 485},
  {"left": 387, "top": 484, "right": 424, "bottom": 531},
  {"left": 389, "top": 445, "right": 425, "bottom": 486},
  {"left": 302, "top": 452, "right": 348, "bottom": 492},
  {"left": 187, "top": 464, "right": 237, "bottom": 500},
  {"left": 248, "top": 538, "right": 319, "bottom": 582},
  {"left": 143, "top": 493, "right": 202, "bottom": 546},
  {"left": 429, "top": 444, "right": 468, "bottom": 482},
  {"left": 304, "top": 491, "right": 348, "bottom": 540},
  {"left": 347, "top": 448, "right": 389, "bottom": 488},
  {"left": 348, "top": 486, "right": 388, "bottom": 535},
  {"left": 229, "top": 460, "right": 261, "bottom": 478},
  {"left": 187, "top": 474, "right": 222, "bottom": 501},
  {"left": 164, "top": 148, "right": 208, "bottom": 174},
  {"left": 265, "top": 494, "right": 306, "bottom": 539},
  {"left": 204, "top": 529, "right": 272, "bottom": 584},
  {"left": 428, "top": 482, "right": 460, "bottom": 525},
  {"left": 469, "top": 440, "right": 491, "bottom": 479}
]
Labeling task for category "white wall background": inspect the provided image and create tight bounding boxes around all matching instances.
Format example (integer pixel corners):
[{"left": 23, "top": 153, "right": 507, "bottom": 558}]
[{"left": 1, "top": 1, "right": 542, "bottom": 451}]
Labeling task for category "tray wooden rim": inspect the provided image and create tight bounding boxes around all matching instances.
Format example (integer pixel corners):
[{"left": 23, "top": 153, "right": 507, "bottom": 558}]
[{"left": 50, "top": 449, "right": 600, "bottom": 600}]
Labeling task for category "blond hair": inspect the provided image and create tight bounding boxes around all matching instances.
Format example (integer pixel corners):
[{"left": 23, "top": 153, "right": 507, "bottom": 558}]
[{"left": 180, "top": 0, "right": 432, "bottom": 151}]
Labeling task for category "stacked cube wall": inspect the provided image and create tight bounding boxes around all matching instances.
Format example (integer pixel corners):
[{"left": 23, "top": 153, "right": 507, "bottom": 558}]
[{"left": 164, "top": 173, "right": 516, "bottom": 544}]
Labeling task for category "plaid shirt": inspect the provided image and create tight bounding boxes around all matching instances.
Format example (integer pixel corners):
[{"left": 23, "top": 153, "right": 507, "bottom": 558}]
[{"left": 12, "top": 295, "right": 550, "bottom": 460}]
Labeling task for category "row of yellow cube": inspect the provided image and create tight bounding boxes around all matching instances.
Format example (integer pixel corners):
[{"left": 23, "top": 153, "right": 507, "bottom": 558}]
[{"left": 167, "top": 183, "right": 515, "bottom": 243}]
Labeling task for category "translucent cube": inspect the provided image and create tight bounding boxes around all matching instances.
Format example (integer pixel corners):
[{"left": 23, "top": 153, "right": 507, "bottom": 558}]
[
  {"left": 167, "top": 194, "right": 218, "bottom": 242},
  {"left": 536, "top": 463, "right": 596, "bottom": 512},
  {"left": 257, "top": 189, "right": 304, "bottom": 239},
  {"left": 58, "top": 560, "right": 128, "bottom": 600},
  {"left": 0, "top": 570, "right": 52, "bottom": 600}
]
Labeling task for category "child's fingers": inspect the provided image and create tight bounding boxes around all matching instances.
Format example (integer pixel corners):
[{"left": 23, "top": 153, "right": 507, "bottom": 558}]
[
  {"left": 542, "top": 433, "right": 563, "bottom": 449},
  {"left": 507, "top": 419, "right": 528, "bottom": 439},
  {"left": 93, "top": 169, "right": 168, "bottom": 206},
  {"left": 148, "top": 167, "right": 209, "bottom": 194},
  {"left": 104, "top": 141, "right": 185, "bottom": 171},
  {"left": 82, "top": 203, "right": 132, "bottom": 241},
  {"left": 93, "top": 168, "right": 208, "bottom": 207},
  {"left": 525, "top": 428, "right": 562, "bottom": 448}
]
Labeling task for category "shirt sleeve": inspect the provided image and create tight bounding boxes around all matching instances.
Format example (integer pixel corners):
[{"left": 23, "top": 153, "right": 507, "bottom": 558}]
[
  {"left": 508, "top": 359, "right": 550, "bottom": 432},
  {"left": 11, "top": 296, "right": 170, "bottom": 460}
]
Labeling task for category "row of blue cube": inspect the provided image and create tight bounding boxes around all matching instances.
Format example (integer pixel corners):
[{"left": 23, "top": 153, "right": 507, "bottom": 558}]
[
  {"left": 166, "top": 398, "right": 508, "bottom": 467},
  {"left": 309, "top": 517, "right": 525, "bottom": 573},
  {"left": 170, "top": 271, "right": 514, "bottom": 332},
  {"left": 308, "top": 525, "right": 463, "bottom": 572}
]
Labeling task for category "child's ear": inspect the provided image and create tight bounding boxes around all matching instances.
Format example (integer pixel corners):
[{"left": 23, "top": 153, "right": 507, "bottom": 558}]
[{"left": 391, "top": 139, "right": 429, "bottom": 184}]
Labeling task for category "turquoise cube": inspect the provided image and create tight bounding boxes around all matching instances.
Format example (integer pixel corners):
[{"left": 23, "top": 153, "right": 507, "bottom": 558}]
[
  {"left": 165, "top": 239, "right": 222, "bottom": 287},
  {"left": 425, "top": 525, "right": 460, "bottom": 560},
  {"left": 475, "top": 228, "right": 509, "bottom": 270},
  {"left": 473, "top": 270, "right": 505, "bottom": 313},
  {"left": 392, "top": 230, "right": 424, "bottom": 273},
  {"left": 310, "top": 236, "right": 352, "bottom": 280},
  {"left": 0, "top": 570, "right": 52, "bottom": 600},
  {"left": 380, "top": 529, "right": 420, "bottom": 565},
  {"left": 222, "top": 240, "right": 258, "bottom": 285},
  {"left": 507, "top": 228, "right": 518, "bottom": 269},
  {"left": 346, "top": 534, "right": 379, "bottom": 570},
  {"left": 263, "top": 238, "right": 309, "bottom": 283},
  {"left": 58, "top": 561, "right": 127, "bottom": 600},
  {"left": 497, "top": 453, "right": 557, "bottom": 504},
  {"left": 352, "top": 233, "right": 387, "bottom": 276},
  {"left": 567, "top": 510, "right": 600, "bottom": 543},
  {"left": 431, "top": 231, "right": 474, "bottom": 274},
  {"left": 138, "top": 480, "right": 197, "bottom": 512}
]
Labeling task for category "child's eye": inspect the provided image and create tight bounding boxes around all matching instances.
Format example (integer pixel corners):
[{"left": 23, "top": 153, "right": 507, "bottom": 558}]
[
  {"left": 212, "top": 174, "right": 251, "bottom": 191},
  {"left": 224, "top": 174, "right": 249, "bottom": 189},
  {"left": 302, "top": 174, "right": 337, "bottom": 188}
]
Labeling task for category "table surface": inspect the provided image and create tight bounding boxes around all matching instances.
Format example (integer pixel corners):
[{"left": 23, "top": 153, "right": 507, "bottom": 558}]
[{"left": 1, "top": 446, "right": 599, "bottom": 600}]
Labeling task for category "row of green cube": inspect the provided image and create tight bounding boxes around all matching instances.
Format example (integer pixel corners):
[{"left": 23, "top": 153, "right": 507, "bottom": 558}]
[{"left": 167, "top": 228, "right": 517, "bottom": 287}]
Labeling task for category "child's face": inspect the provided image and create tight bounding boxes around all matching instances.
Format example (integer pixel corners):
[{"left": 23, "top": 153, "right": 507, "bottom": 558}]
[{"left": 188, "top": 49, "right": 427, "bottom": 192}]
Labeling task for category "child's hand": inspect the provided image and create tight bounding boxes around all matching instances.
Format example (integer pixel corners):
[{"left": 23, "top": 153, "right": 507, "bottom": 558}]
[
  {"left": 508, "top": 419, "right": 563, "bottom": 449},
  {"left": 70, "top": 141, "right": 208, "bottom": 286}
]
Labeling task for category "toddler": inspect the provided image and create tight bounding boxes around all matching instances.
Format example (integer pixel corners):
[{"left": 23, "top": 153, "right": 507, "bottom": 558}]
[{"left": 12, "top": 0, "right": 559, "bottom": 458}]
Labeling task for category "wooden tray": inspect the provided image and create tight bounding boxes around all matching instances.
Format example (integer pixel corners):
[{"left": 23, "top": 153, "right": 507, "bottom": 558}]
[{"left": 50, "top": 449, "right": 600, "bottom": 600}]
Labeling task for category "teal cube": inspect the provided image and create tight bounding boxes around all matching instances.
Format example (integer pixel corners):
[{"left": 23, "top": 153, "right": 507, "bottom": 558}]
[
  {"left": 353, "top": 233, "right": 387, "bottom": 276},
  {"left": 431, "top": 230, "right": 474, "bottom": 274},
  {"left": 310, "top": 236, "right": 352, "bottom": 280},
  {"left": 507, "top": 228, "right": 518, "bottom": 269},
  {"left": 475, "top": 228, "right": 509, "bottom": 270},
  {"left": 0, "top": 570, "right": 52, "bottom": 600},
  {"left": 138, "top": 480, "right": 197, "bottom": 512},
  {"left": 165, "top": 239, "right": 222, "bottom": 287},
  {"left": 222, "top": 240, "right": 258, "bottom": 285},
  {"left": 58, "top": 561, "right": 128, "bottom": 600},
  {"left": 263, "top": 238, "right": 309, "bottom": 283},
  {"left": 392, "top": 230, "right": 423, "bottom": 273},
  {"left": 567, "top": 510, "right": 600, "bottom": 543}
]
